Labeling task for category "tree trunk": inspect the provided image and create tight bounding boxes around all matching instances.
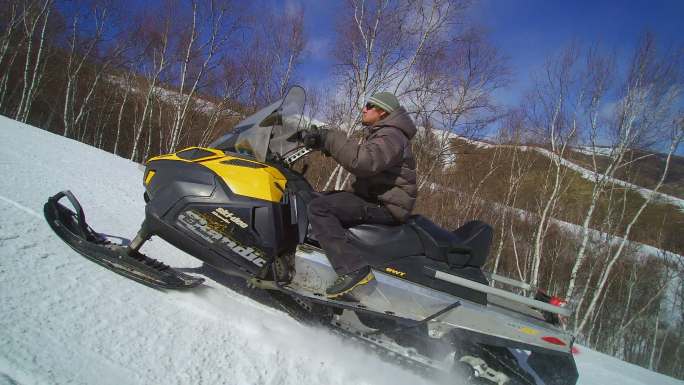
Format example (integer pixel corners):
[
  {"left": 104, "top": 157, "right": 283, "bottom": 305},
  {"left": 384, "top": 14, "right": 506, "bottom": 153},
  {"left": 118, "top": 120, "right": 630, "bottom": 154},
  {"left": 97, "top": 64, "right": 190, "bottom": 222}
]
[{"left": 16, "top": 0, "right": 51, "bottom": 122}]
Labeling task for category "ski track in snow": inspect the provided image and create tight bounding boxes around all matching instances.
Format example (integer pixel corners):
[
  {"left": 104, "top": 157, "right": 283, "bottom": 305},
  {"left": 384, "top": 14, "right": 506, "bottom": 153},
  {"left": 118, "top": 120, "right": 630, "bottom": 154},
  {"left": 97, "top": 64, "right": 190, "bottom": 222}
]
[
  {"left": 0, "top": 115, "right": 682, "bottom": 385},
  {"left": 0, "top": 196, "right": 41, "bottom": 219}
]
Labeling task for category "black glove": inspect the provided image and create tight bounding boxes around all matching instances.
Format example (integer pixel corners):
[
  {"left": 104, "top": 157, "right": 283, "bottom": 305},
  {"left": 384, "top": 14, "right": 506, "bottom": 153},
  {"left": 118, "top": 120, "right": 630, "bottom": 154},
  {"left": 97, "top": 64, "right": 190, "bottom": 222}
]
[{"left": 301, "top": 126, "right": 328, "bottom": 150}]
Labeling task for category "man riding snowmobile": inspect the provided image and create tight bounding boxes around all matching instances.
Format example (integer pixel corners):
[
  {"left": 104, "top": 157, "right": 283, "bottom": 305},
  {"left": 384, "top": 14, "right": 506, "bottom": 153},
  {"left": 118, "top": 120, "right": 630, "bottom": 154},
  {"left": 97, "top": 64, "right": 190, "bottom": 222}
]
[
  {"left": 302, "top": 92, "right": 418, "bottom": 299},
  {"left": 43, "top": 86, "right": 579, "bottom": 385}
]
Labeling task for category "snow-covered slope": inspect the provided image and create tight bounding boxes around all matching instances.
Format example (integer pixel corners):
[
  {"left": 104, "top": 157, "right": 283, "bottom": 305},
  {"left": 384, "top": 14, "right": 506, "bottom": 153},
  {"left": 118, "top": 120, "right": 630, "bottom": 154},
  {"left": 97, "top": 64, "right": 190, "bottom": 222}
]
[
  {"left": 532, "top": 146, "right": 684, "bottom": 211},
  {"left": 0, "top": 115, "right": 681, "bottom": 385},
  {"left": 105, "top": 75, "right": 238, "bottom": 117},
  {"left": 442, "top": 132, "right": 684, "bottom": 211}
]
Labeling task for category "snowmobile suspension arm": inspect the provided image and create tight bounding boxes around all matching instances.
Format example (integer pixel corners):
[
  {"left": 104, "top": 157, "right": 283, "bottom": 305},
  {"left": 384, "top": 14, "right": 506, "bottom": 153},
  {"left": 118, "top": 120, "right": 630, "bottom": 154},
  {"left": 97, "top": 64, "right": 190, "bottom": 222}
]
[
  {"left": 424, "top": 267, "right": 572, "bottom": 317},
  {"left": 128, "top": 223, "right": 151, "bottom": 253}
]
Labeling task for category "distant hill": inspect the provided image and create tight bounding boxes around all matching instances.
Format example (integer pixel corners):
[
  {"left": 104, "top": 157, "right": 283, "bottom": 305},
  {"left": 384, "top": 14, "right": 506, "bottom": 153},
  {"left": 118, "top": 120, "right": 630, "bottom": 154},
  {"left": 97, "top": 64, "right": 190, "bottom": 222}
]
[{"left": 423, "top": 134, "right": 684, "bottom": 256}]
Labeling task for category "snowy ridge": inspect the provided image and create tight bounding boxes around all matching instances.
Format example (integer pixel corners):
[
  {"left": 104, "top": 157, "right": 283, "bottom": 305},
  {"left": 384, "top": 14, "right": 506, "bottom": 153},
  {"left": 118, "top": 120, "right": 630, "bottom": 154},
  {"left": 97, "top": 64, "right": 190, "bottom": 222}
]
[
  {"left": 427, "top": 183, "right": 680, "bottom": 262},
  {"left": 573, "top": 146, "right": 617, "bottom": 158},
  {"left": 532, "top": 147, "right": 684, "bottom": 211},
  {"left": 499, "top": 202, "right": 682, "bottom": 261},
  {"left": 1, "top": 115, "right": 682, "bottom": 385},
  {"left": 105, "top": 75, "right": 239, "bottom": 117},
  {"left": 430, "top": 130, "right": 684, "bottom": 211}
]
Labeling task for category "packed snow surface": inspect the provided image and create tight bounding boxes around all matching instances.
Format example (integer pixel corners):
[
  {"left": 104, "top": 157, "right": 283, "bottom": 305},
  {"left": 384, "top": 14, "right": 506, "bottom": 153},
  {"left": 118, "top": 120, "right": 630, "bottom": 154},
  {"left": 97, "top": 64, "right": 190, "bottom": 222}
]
[{"left": 0, "top": 115, "right": 681, "bottom": 385}]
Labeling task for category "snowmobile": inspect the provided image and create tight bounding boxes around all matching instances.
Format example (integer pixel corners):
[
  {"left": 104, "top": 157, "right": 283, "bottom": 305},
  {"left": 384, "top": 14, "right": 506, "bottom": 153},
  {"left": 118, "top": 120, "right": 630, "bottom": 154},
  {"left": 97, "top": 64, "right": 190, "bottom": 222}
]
[{"left": 44, "top": 86, "right": 578, "bottom": 385}]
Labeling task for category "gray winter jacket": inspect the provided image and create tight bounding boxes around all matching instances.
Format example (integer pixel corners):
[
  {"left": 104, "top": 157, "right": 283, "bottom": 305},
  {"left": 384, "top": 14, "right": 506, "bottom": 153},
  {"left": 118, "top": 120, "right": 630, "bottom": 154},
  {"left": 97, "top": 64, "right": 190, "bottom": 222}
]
[{"left": 323, "top": 106, "right": 417, "bottom": 222}]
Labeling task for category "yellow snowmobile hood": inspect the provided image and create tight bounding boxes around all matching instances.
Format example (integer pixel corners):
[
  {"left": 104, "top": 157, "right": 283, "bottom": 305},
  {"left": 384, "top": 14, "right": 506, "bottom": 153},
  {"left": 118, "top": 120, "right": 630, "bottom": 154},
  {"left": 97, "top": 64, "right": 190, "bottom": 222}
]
[{"left": 146, "top": 147, "right": 287, "bottom": 203}]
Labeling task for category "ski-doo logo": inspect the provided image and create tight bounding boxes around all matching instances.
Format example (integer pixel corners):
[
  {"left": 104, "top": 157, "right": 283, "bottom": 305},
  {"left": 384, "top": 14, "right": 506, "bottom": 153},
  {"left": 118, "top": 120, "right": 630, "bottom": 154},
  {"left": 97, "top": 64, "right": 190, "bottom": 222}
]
[
  {"left": 178, "top": 210, "right": 267, "bottom": 267},
  {"left": 385, "top": 267, "right": 406, "bottom": 278},
  {"left": 212, "top": 208, "right": 248, "bottom": 229}
]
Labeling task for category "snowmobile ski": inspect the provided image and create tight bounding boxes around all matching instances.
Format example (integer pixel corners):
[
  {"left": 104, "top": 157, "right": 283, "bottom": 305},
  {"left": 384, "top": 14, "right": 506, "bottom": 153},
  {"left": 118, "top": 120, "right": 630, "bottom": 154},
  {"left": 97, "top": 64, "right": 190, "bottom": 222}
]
[{"left": 44, "top": 190, "right": 203, "bottom": 290}]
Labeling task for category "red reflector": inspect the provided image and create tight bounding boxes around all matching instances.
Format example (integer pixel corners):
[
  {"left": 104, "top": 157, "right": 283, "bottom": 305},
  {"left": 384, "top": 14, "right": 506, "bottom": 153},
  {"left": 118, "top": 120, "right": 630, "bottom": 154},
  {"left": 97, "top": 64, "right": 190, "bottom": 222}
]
[
  {"left": 541, "top": 336, "right": 566, "bottom": 346},
  {"left": 549, "top": 296, "right": 566, "bottom": 307},
  {"left": 571, "top": 346, "right": 580, "bottom": 355}
]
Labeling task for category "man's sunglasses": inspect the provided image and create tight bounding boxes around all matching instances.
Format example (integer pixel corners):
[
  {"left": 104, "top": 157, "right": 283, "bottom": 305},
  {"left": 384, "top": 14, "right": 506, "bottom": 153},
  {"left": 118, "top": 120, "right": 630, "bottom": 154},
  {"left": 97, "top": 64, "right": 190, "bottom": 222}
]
[{"left": 364, "top": 102, "right": 380, "bottom": 110}]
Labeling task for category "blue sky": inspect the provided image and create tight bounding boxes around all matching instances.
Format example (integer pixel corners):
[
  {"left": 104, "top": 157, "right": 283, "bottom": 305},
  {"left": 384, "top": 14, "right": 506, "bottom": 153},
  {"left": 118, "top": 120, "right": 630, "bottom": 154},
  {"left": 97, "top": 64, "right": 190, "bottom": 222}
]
[
  {"left": 285, "top": 0, "right": 683, "bottom": 152},
  {"left": 67, "top": 0, "right": 682, "bottom": 110},
  {"left": 469, "top": 0, "right": 684, "bottom": 107},
  {"left": 290, "top": 0, "right": 684, "bottom": 108},
  {"left": 60, "top": 0, "right": 683, "bottom": 150}
]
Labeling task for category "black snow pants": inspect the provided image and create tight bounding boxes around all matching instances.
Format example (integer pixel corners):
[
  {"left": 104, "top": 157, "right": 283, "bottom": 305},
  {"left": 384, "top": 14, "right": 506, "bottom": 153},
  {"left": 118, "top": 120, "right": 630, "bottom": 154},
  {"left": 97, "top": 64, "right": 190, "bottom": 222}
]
[{"left": 307, "top": 191, "right": 397, "bottom": 275}]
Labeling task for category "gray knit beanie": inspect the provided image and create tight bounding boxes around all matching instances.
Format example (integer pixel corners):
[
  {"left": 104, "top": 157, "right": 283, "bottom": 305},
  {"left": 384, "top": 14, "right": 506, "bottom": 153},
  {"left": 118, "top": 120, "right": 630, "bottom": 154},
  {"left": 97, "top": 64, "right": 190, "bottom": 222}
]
[{"left": 367, "top": 92, "right": 400, "bottom": 113}]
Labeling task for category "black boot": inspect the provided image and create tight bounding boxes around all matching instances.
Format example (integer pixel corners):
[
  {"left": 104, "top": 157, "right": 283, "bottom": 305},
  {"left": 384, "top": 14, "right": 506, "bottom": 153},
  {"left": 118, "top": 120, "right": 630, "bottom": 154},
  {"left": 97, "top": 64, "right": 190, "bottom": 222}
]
[{"left": 325, "top": 266, "right": 375, "bottom": 299}]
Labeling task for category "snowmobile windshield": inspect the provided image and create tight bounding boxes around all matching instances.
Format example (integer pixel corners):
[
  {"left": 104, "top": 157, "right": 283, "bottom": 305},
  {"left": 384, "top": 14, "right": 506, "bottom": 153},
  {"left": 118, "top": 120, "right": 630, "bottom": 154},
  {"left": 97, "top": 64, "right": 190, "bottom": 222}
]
[{"left": 209, "top": 86, "right": 306, "bottom": 162}]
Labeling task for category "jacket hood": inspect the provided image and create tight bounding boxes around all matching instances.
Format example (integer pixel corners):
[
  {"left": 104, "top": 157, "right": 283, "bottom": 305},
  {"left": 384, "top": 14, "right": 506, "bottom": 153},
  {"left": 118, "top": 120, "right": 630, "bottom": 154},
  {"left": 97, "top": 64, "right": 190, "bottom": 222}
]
[{"left": 372, "top": 106, "right": 416, "bottom": 140}]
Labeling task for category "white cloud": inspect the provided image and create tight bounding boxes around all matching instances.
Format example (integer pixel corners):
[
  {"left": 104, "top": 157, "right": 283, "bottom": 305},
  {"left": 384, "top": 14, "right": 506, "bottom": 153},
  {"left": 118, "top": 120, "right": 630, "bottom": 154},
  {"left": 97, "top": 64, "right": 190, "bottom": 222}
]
[{"left": 305, "top": 36, "right": 330, "bottom": 62}]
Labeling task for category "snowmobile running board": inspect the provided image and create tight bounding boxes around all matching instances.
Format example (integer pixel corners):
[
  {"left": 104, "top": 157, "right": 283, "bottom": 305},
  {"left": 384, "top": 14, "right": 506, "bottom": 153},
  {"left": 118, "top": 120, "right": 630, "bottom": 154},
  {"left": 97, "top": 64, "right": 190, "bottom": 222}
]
[{"left": 424, "top": 267, "right": 571, "bottom": 317}]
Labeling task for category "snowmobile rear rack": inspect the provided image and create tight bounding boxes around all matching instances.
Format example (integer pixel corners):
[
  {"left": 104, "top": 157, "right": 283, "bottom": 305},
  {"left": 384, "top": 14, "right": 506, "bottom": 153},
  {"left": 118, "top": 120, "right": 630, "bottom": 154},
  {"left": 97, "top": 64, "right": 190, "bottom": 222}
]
[
  {"left": 424, "top": 267, "right": 571, "bottom": 317},
  {"left": 485, "top": 272, "right": 533, "bottom": 292}
]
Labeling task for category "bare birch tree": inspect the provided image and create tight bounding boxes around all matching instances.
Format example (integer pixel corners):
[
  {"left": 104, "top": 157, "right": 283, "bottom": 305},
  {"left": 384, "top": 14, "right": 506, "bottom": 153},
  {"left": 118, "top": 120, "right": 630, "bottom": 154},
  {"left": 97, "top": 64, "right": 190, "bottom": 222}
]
[
  {"left": 15, "top": 0, "right": 52, "bottom": 123},
  {"left": 0, "top": 1, "right": 22, "bottom": 110},
  {"left": 129, "top": 16, "right": 169, "bottom": 161},
  {"left": 326, "top": 0, "right": 494, "bottom": 191},
  {"left": 525, "top": 45, "right": 581, "bottom": 288},
  {"left": 413, "top": 28, "right": 507, "bottom": 192},
  {"left": 491, "top": 112, "right": 536, "bottom": 275},
  {"left": 166, "top": 0, "right": 239, "bottom": 153},
  {"left": 241, "top": 6, "right": 305, "bottom": 110},
  {"left": 112, "top": 70, "right": 133, "bottom": 156},
  {"left": 563, "top": 47, "right": 617, "bottom": 302},
  {"left": 62, "top": 2, "right": 110, "bottom": 138},
  {"left": 551, "top": 35, "right": 684, "bottom": 333},
  {"left": 577, "top": 120, "right": 682, "bottom": 333},
  {"left": 273, "top": 6, "right": 305, "bottom": 98}
]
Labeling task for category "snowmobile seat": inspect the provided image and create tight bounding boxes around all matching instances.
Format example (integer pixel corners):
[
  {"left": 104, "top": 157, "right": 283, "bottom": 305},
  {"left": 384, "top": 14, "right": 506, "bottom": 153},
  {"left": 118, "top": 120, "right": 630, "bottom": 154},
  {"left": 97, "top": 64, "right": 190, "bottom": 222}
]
[
  {"left": 408, "top": 216, "right": 492, "bottom": 268},
  {"left": 347, "top": 223, "right": 424, "bottom": 262},
  {"left": 450, "top": 220, "right": 493, "bottom": 267}
]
